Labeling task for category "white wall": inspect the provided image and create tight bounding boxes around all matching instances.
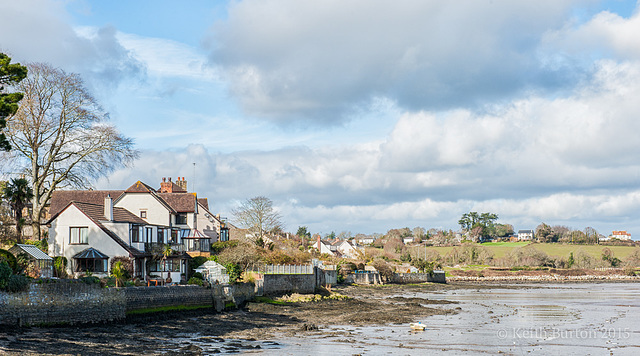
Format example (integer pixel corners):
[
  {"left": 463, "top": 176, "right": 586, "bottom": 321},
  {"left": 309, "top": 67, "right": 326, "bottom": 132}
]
[
  {"left": 116, "top": 193, "right": 171, "bottom": 226},
  {"left": 48, "top": 205, "right": 130, "bottom": 276}
]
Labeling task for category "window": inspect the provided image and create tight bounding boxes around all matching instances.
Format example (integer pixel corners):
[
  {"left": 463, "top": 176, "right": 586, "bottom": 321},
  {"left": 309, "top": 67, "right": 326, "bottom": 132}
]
[
  {"left": 164, "top": 259, "right": 180, "bottom": 272},
  {"left": 157, "top": 228, "right": 164, "bottom": 244},
  {"left": 70, "top": 227, "right": 88, "bottom": 244},
  {"left": 140, "top": 210, "right": 147, "bottom": 218},
  {"left": 169, "top": 229, "right": 179, "bottom": 244},
  {"left": 148, "top": 259, "right": 180, "bottom": 272},
  {"left": 175, "top": 213, "right": 188, "bottom": 225},
  {"left": 131, "top": 225, "right": 142, "bottom": 243},
  {"left": 180, "top": 229, "right": 191, "bottom": 239},
  {"left": 185, "top": 238, "right": 210, "bottom": 252},
  {"left": 75, "top": 258, "right": 107, "bottom": 272},
  {"left": 145, "top": 227, "right": 153, "bottom": 243},
  {"left": 220, "top": 228, "right": 229, "bottom": 242}
]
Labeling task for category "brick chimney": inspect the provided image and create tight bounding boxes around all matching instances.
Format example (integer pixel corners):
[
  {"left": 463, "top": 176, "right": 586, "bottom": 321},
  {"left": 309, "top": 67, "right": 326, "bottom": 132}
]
[
  {"left": 160, "top": 177, "right": 173, "bottom": 193},
  {"left": 176, "top": 177, "right": 188, "bottom": 191}
]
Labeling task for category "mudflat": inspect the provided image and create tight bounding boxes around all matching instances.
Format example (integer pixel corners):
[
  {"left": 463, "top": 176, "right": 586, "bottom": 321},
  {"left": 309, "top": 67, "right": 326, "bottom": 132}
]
[{"left": 0, "top": 283, "right": 461, "bottom": 355}]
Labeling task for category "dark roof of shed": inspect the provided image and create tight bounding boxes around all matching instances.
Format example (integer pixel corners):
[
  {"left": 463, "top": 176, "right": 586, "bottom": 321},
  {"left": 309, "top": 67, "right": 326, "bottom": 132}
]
[
  {"left": 49, "top": 190, "right": 124, "bottom": 217},
  {"left": 9, "top": 244, "right": 53, "bottom": 261}
]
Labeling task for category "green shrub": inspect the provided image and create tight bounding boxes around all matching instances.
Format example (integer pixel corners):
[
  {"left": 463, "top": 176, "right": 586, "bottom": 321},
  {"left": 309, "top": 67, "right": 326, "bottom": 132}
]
[
  {"left": 53, "top": 256, "right": 68, "bottom": 278},
  {"left": 0, "top": 249, "right": 17, "bottom": 273},
  {"left": 225, "top": 263, "right": 242, "bottom": 284},
  {"left": 188, "top": 256, "right": 208, "bottom": 277},
  {"left": 192, "top": 272, "right": 204, "bottom": 280},
  {"left": 80, "top": 276, "right": 100, "bottom": 285},
  {"left": 6, "top": 274, "right": 29, "bottom": 292},
  {"left": 0, "top": 261, "right": 12, "bottom": 289},
  {"left": 187, "top": 277, "right": 204, "bottom": 286}
]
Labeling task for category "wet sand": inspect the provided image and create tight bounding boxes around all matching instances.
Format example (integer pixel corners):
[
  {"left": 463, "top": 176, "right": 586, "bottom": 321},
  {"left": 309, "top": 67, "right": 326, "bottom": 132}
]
[
  {"left": 1, "top": 282, "right": 637, "bottom": 355},
  {"left": 0, "top": 283, "right": 460, "bottom": 355}
]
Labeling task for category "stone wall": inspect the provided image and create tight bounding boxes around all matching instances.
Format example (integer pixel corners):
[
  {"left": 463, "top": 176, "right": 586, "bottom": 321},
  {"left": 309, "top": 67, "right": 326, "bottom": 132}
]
[
  {"left": 0, "top": 282, "right": 257, "bottom": 327},
  {"left": 0, "top": 281, "right": 125, "bottom": 326},
  {"left": 262, "top": 273, "right": 316, "bottom": 295},
  {"left": 125, "top": 285, "right": 213, "bottom": 311},
  {"left": 391, "top": 271, "right": 447, "bottom": 284},
  {"left": 345, "top": 272, "right": 383, "bottom": 285}
]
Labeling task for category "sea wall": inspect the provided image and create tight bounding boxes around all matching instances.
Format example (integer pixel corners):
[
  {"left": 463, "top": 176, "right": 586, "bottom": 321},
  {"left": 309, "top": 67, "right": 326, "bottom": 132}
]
[
  {"left": 262, "top": 273, "right": 316, "bottom": 295},
  {"left": 345, "top": 272, "right": 383, "bottom": 285},
  {"left": 392, "top": 271, "right": 447, "bottom": 284},
  {"left": 0, "top": 281, "right": 256, "bottom": 327},
  {"left": 0, "top": 281, "right": 125, "bottom": 326},
  {"left": 124, "top": 285, "right": 213, "bottom": 311}
]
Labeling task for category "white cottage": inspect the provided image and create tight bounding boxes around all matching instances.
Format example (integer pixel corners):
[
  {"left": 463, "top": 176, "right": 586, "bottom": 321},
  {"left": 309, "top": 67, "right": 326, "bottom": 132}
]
[{"left": 46, "top": 178, "right": 228, "bottom": 282}]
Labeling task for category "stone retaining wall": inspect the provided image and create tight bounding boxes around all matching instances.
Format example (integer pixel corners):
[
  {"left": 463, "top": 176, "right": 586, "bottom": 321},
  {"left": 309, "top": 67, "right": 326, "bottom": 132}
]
[
  {"left": 125, "top": 285, "right": 213, "bottom": 311},
  {"left": 0, "top": 281, "right": 125, "bottom": 326},
  {"left": 262, "top": 273, "right": 316, "bottom": 295},
  {"left": 392, "top": 271, "right": 447, "bottom": 284},
  {"left": 0, "top": 282, "right": 257, "bottom": 327},
  {"left": 345, "top": 272, "right": 383, "bottom": 285}
]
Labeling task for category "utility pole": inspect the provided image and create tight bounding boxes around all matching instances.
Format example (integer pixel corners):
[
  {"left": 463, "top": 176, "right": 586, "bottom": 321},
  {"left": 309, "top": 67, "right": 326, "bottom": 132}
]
[{"left": 192, "top": 163, "right": 196, "bottom": 192}]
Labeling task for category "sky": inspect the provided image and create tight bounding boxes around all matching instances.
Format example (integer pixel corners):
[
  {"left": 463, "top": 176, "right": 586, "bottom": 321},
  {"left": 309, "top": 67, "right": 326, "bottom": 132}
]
[{"left": 1, "top": 0, "right": 640, "bottom": 238}]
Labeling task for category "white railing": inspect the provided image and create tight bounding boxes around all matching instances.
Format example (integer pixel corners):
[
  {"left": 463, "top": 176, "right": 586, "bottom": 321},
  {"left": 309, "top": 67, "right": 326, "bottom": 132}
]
[{"left": 248, "top": 264, "right": 314, "bottom": 275}]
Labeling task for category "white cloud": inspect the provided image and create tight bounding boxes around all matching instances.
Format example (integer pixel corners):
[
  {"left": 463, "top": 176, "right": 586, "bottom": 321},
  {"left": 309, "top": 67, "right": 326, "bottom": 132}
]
[
  {"left": 206, "top": 0, "right": 578, "bottom": 124},
  {"left": 0, "top": 1, "right": 143, "bottom": 92},
  {"left": 96, "top": 53, "right": 640, "bottom": 235}
]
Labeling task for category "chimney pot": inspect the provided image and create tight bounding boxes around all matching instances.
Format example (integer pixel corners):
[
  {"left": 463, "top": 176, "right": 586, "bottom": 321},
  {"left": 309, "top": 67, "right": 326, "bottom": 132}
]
[{"left": 168, "top": 177, "right": 172, "bottom": 182}]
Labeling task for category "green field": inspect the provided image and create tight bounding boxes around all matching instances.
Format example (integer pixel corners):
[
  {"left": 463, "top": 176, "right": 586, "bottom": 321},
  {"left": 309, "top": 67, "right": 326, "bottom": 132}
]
[{"left": 417, "top": 242, "right": 638, "bottom": 260}]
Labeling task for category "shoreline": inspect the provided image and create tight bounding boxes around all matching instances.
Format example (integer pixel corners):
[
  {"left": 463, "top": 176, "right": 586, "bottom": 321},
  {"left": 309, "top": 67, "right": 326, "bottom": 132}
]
[{"left": 446, "top": 274, "right": 639, "bottom": 283}]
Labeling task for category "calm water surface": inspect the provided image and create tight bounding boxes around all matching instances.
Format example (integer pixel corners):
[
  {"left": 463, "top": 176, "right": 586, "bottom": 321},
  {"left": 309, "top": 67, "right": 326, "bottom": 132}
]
[{"left": 264, "top": 283, "right": 640, "bottom": 355}]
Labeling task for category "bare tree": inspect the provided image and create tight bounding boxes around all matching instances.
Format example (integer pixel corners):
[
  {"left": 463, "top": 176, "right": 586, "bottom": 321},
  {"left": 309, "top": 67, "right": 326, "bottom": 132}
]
[
  {"left": 4, "top": 63, "right": 138, "bottom": 240},
  {"left": 232, "top": 196, "right": 283, "bottom": 246}
]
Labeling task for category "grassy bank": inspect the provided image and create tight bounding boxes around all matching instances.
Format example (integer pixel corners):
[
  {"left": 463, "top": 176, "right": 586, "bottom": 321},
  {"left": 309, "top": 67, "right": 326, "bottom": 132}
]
[{"left": 423, "top": 242, "right": 638, "bottom": 260}]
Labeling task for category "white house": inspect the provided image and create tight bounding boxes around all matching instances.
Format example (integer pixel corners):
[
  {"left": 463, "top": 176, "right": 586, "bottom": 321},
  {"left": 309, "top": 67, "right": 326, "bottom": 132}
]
[
  {"left": 336, "top": 240, "right": 363, "bottom": 259},
  {"left": 316, "top": 235, "right": 336, "bottom": 256},
  {"left": 47, "top": 178, "right": 227, "bottom": 282},
  {"left": 611, "top": 231, "right": 632, "bottom": 240},
  {"left": 517, "top": 229, "right": 534, "bottom": 241}
]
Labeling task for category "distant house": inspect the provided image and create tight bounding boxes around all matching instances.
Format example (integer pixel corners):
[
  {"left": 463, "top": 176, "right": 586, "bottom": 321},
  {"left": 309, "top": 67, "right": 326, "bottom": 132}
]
[
  {"left": 611, "top": 231, "right": 632, "bottom": 240},
  {"left": 336, "top": 240, "right": 363, "bottom": 259},
  {"left": 47, "top": 177, "right": 227, "bottom": 282},
  {"left": 403, "top": 237, "right": 415, "bottom": 244},
  {"left": 316, "top": 235, "right": 337, "bottom": 256},
  {"left": 356, "top": 236, "right": 375, "bottom": 245},
  {"left": 517, "top": 230, "right": 534, "bottom": 241}
]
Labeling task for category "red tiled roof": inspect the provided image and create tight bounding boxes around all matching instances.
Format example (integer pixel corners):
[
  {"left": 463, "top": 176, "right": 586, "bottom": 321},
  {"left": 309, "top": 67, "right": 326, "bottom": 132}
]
[
  {"left": 157, "top": 193, "right": 196, "bottom": 213},
  {"left": 125, "top": 181, "right": 156, "bottom": 193},
  {"left": 198, "top": 198, "right": 209, "bottom": 210},
  {"left": 72, "top": 201, "right": 146, "bottom": 224},
  {"left": 49, "top": 190, "right": 124, "bottom": 217}
]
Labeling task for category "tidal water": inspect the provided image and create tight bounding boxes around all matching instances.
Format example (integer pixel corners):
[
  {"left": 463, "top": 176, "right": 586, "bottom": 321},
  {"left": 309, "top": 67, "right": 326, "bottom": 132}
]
[{"left": 266, "top": 283, "right": 640, "bottom": 355}]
